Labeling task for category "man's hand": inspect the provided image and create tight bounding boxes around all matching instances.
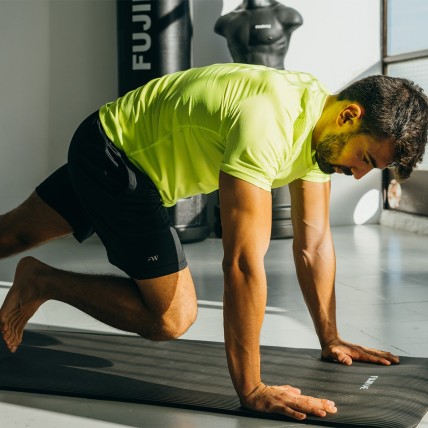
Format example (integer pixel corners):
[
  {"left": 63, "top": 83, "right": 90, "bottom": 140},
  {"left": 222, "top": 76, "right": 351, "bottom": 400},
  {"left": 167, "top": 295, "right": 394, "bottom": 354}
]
[
  {"left": 241, "top": 382, "right": 337, "bottom": 420},
  {"left": 321, "top": 338, "right": 400, "bottom": 366}
]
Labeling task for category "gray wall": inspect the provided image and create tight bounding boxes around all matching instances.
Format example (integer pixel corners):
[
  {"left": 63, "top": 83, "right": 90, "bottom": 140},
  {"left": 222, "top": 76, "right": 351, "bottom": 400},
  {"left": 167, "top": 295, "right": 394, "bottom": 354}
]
[
  {"left": 0, "top": 0, "right": 383, "bottom": 226},
  {"left": 0, "top": 0, "right": 117, "bottom": 212}
]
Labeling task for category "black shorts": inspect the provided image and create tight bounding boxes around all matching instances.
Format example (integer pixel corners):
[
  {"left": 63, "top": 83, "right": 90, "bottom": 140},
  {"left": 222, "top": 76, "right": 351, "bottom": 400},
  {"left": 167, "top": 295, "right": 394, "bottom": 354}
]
[{"left": 36, "top": 111, "right": 187, "bottom": 279}]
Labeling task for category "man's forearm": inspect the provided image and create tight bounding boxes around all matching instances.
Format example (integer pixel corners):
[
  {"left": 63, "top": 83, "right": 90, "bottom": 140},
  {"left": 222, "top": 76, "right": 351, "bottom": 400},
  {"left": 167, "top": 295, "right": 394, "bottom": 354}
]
[
  {"left": 223, "top": 266, "right": 267, "bottom": 399},
  {"left": 293, "top": 240, "right": 338, "bottom": 346}
]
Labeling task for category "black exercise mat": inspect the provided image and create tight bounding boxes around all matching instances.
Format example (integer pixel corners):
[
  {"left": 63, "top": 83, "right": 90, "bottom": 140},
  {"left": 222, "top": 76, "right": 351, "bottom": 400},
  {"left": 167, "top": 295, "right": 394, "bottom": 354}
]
[{"left": 0, "top": 329, "right": 427, "bottom": 428}]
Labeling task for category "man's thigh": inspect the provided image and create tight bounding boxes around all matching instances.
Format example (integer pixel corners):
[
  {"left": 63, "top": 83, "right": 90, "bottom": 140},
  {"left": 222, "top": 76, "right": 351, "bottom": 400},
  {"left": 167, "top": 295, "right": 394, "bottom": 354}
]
[{"left": 35, "top": 164, "right": 94, "bottom": 242}]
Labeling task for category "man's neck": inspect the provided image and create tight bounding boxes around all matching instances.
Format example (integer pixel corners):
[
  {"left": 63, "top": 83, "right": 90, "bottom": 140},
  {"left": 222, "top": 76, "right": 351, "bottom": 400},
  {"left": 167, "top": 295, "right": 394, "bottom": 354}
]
[
  {"left": 312, "top": 95, "right": 336, "bottom": 150},
  {"left": 242, "top": 0, "right": 276, "bottom": 9}
]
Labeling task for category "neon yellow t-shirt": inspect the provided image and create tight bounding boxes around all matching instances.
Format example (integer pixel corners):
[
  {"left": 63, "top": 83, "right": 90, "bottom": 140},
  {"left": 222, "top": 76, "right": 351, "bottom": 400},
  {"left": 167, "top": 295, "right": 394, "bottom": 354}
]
[{"left": 99, "top": 63, "right": 330, "bottom": 207}]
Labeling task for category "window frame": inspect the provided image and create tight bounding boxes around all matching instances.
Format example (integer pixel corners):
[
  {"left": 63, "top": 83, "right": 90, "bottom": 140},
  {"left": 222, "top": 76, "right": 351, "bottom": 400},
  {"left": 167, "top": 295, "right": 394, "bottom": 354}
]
[{"left": 382, "top": 0, "right": 428, "bottom": 215}]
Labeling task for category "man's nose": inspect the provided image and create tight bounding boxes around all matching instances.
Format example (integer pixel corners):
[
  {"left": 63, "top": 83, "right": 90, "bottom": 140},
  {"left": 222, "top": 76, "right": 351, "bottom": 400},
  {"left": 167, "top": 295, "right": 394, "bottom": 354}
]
[{"left": 352, "top": 164, "right": 373, "bottom": 180}]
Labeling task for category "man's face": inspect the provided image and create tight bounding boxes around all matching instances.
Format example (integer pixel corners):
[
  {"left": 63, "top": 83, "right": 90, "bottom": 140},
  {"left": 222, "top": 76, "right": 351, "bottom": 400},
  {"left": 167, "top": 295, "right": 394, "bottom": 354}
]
[{"left": 315, "top": 132, "right": 395, "bottom": 180}]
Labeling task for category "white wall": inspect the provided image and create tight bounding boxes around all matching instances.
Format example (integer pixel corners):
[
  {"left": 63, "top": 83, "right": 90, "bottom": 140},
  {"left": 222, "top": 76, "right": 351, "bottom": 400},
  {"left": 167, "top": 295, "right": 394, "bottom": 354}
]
[{"left": 0, "top": 0, "right": 383, "bottom": 225}]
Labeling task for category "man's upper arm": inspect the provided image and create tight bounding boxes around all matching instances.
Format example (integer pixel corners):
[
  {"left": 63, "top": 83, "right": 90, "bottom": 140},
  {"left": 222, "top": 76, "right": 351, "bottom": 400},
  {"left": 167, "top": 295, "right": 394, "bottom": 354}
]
[
  {"left": 289, "top": 179, "right": 331, "bottom": 248},
  {"left": 219, "top": 171, "right": 272, "bottom": 269}
]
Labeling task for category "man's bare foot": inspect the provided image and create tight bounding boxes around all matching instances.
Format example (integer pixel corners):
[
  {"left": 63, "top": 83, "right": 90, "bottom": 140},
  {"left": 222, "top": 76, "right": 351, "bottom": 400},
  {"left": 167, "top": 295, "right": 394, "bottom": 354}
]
[{"left": 0, "top": 256, "right": 48, "bottom": 353}]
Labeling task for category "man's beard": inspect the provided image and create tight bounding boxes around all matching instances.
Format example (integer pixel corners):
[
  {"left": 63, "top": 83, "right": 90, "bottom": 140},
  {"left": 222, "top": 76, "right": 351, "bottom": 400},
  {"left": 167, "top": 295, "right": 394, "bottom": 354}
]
[{"left": 314, "top": 132, "right": 355, "bottom": 175}]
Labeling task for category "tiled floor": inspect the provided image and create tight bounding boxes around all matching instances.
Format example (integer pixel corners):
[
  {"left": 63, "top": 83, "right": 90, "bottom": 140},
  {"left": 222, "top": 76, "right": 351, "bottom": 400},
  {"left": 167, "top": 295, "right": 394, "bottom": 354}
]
[{"left": 0, "top": 224, "right": 427, "bottom": 427}]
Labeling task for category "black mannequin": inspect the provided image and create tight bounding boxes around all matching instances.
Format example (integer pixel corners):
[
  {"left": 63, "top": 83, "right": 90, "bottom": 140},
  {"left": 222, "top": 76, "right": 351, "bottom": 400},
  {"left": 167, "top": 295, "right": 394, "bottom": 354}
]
[{"left": 214, "top": 0, "right": 303, "bottom": 70}]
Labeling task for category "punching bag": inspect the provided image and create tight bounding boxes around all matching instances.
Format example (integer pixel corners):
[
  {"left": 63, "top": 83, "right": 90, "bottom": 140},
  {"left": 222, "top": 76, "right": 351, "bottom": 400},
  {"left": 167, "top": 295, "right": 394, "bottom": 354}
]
[
  {"left": 271, "top": 187, "right": 293, "bottom": 239},
  {"left": 116, "top": 0, "right": 192, "bottom": 96},
  {"left": 117, "top": 0, "right": 209, "bottom": 243},
  {"left": 168, "top": 195, "right": 211, "bottom": 243}
]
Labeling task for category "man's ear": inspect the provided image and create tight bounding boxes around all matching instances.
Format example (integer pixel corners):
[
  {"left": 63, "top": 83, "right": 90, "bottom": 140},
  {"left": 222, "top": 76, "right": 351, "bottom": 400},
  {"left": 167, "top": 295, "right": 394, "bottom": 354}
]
[{"left": 337, "top": 103, "right": 363, "bottom": 127}]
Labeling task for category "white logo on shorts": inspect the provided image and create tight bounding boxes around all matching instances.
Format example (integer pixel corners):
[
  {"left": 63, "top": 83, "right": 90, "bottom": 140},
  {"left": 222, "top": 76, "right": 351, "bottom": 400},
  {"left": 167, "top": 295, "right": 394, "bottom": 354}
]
[{"left": 147, "top": 255, "right": 159, "bottom": 262}]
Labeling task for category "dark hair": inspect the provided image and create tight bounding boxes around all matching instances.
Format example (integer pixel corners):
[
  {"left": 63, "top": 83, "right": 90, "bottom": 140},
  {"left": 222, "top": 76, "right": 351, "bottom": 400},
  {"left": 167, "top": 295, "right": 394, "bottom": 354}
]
[{"left": 337, "top": 75, "right": 428, "bottom": 181}]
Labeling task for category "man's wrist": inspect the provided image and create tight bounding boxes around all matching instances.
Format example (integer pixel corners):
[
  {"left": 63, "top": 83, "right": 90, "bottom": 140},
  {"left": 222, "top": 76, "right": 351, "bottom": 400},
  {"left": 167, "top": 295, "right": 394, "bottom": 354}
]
[
  {"left": 320, "top": 335, "right": 340, "bottom": 348},
  {"left": 228, "top": 367, "right": 263, "bottom": 400},
  {"left": 240, "top": 381, "right": 265, "bottom": 403}
]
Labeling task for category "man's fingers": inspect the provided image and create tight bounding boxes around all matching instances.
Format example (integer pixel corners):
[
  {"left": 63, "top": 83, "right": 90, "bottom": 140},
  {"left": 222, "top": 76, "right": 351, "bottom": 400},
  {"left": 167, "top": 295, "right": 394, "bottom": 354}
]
[
  {"left": 243, "top": 384, "right": 337, "bottom": 420},
  {"left": 348, "top": 346, "right": 400, "bottom": 365},
  {"left": 322, "top": 348, "right": 349, "bottom": 364},
  {"left": 325, "top": 341, "right": 400, "bottom": 366},
  {"left": 263, "top": 395, "right": 336, "bottom": 420},
  {"left": 334, "top": 350, "right": 353, "bottom": 366},
  {"left": 291, "top": 395, "right": 337, "bottom": 418},
  {"left": 268, "top": 403, "right": 306, "bottom": 420},
  {"left": 363, "top": 347, "right": 400, "bottom": 364},
  {"left": 360, "top": 352, "right": 392, "bottom": 365}
]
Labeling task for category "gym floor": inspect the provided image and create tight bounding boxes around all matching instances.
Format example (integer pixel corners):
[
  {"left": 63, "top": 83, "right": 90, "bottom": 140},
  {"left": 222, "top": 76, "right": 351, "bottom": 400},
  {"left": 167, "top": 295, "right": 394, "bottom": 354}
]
[{"left": 0, "top": 224, "right": 427, "bottom": 428}]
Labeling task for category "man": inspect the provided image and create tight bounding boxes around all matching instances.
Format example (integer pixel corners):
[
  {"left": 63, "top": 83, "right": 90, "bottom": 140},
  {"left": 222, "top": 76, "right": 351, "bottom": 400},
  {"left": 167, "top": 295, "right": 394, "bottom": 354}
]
[
  {"left": 0, "top": 63, "right": 427, "bottom": 421},
  {"left": 214, "top": 0, "right": 303, "bottom": 69}
]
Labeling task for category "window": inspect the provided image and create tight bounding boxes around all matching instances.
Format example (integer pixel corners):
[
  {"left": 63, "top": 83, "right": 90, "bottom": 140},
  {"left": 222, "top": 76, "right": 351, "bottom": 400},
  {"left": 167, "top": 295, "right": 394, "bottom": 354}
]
[
  {"left": 383, "top": 0, "right": 428, "bottom": 215},
  {"left": 387, "top": 58, "right": 428, "bottom": 170},
  {"left": 387, "top": 0, "right": 428, "bottom": 56}
]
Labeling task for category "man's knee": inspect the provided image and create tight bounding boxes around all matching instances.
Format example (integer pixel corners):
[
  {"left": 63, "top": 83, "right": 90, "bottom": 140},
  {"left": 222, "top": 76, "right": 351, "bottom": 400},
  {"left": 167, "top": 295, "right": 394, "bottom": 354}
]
[
  {"left": 134, "top": 267, "right": 198, "bottom": 341},
  {"left": 144, "top": 303, "right": 198, "bottom": 341}
]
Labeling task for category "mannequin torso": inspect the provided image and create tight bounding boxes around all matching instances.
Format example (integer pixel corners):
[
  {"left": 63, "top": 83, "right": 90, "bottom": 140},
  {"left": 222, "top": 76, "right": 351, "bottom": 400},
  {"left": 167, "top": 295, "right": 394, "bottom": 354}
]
[{"left": 214, "top": 0, "right": 303, "bottom": 69}]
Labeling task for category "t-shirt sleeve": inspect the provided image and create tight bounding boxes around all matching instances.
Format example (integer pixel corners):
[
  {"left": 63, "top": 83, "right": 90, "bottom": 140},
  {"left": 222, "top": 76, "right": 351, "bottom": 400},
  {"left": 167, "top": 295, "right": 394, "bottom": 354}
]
[{"left": 220, "top": 97, "right": 292, "bottom": 191}]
